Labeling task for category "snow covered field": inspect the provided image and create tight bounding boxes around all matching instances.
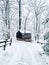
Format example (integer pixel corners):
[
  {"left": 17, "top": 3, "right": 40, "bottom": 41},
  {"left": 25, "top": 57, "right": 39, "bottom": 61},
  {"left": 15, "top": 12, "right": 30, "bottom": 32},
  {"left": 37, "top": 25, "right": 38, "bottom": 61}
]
[{"left": 0, "top": 36, "right": 49, "bottom": 65}]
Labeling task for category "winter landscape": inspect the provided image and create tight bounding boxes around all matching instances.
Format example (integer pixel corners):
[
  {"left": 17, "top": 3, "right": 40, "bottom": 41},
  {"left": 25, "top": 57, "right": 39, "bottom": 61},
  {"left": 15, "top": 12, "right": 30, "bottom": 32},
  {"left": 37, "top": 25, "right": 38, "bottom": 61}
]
[{"left": 0, "top": 0, "right": 49, "bottom": 65}]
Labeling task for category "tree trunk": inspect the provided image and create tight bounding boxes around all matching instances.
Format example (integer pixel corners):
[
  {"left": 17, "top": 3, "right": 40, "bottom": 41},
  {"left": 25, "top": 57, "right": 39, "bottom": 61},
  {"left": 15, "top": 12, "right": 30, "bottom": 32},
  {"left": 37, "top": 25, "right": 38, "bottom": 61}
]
[
  {"left": 24, "top": 12, "right": 30, "bottom": 33},
  {"left": 5, "top": 0, "right": 10, "bottom": 39},
  {"left": 35, "top": 14, "right": 39, "bottom": 40},
  {"left": 24, "top": 19, "right": 26, "bottom": 33},
  {"left": 19, "top": 0, "right": 21, "bottom": 30}
]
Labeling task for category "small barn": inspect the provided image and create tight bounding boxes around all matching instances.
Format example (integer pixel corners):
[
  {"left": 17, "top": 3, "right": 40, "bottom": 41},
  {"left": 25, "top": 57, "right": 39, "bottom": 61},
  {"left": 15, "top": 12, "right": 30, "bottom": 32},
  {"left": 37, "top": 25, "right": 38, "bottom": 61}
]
[{"left": 16, "top": 30, "right": 32, "bottom": 42}]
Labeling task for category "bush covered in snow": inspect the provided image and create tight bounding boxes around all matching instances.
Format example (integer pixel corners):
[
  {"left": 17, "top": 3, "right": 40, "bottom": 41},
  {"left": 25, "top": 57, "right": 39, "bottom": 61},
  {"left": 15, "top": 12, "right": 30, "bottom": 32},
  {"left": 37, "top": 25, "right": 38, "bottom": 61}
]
[
  {"left": 44, "top": 32, "right": 49, "bottom": 41},
  {"left": 42, "top": 29, "right": 49, "bottom": 55},
  {"left": 43, "top": 43, "right": 49, "bottom": 55}
]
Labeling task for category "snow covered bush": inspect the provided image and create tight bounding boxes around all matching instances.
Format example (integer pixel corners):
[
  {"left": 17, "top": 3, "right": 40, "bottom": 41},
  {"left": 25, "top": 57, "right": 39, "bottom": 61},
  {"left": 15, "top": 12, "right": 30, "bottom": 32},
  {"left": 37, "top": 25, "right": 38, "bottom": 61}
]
[
  {"left": 43, "top": 43, "right": 49, "bottom": 55},
  {"left": 40, "top": 28, "right": 49, "bottom": 40},
  {"left": 43, "top": 29, "right": 49, "bottom": 55},
  {"left": 44, "top": 32, "right": 49, "bottom": 41}
]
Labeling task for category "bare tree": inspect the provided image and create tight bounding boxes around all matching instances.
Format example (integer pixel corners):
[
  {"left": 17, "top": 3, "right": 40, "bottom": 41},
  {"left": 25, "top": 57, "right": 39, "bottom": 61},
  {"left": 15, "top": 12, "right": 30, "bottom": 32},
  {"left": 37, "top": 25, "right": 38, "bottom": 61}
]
[
  {"left": 42, "top": 7, "right": 49, "bottom": 29},
  {"left": 17, "top": 0, "right": 21, "bottom": 30},
  {"left": 5, "top": 0, "right": 10, "bottom": 39},
  {"left": 0, "top": 0, "right": 6, "bottom": 39},
  {"left": 0, "top": 0, "right": 10, "bottom": 39},
  {"left": 28, "top": 0, "right": 47, "bottom": 40},
  {"left": 24, "top": 11, "right": 30, "bottom": 33}
]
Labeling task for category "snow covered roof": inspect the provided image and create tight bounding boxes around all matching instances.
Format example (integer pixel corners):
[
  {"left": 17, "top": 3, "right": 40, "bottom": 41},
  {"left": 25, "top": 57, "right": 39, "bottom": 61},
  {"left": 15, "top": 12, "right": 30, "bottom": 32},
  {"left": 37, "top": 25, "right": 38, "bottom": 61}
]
[{"left": 19, "top": 30, "right": 31, "bottom": 33}]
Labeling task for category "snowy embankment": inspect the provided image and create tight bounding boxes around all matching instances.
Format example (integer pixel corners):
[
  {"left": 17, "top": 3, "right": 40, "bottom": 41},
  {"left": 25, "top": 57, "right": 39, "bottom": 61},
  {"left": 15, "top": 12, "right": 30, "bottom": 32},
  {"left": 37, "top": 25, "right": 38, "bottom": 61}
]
[{"left": 0, "top": 36, "right": 49, "bottom": 65}]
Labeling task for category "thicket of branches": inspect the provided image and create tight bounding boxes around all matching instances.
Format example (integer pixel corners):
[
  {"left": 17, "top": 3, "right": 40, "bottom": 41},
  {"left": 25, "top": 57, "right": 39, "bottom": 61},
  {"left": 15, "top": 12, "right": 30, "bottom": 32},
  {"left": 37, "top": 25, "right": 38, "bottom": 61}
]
[{"left": 0, "top": 0, "right": 49, "bottom": 40}]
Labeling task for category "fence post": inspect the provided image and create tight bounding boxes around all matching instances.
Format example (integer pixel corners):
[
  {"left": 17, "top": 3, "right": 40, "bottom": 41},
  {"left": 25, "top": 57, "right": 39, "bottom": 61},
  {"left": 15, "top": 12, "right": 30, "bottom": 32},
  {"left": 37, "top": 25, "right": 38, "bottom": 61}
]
[{"left": 3, "top": 41, "right": 7, "bottom": 51}]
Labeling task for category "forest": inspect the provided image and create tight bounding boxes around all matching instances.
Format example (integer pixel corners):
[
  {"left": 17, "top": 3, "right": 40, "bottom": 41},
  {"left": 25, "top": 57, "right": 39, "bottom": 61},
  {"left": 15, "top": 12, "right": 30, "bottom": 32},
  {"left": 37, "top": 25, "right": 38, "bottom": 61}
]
[{"left": 0, "top": 0, "right": 49, "bottom": 65}]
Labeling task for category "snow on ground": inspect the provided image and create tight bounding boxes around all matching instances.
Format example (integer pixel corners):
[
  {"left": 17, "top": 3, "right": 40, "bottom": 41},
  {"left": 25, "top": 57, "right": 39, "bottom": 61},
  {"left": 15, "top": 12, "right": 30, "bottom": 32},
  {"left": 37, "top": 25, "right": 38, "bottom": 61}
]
[{"left": 0, "top": 36, "right": 49, "bottom": 65}]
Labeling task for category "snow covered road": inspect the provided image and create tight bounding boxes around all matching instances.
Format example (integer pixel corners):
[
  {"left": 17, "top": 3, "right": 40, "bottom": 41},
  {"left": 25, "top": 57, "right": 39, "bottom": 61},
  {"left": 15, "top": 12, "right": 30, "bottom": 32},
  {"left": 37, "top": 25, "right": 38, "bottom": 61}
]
[
  {"left": 7, "top": 37, "right": 48, "bottom": 65},
  {"left": 0, "top": 37, "right": 48, "bottom": 65}
]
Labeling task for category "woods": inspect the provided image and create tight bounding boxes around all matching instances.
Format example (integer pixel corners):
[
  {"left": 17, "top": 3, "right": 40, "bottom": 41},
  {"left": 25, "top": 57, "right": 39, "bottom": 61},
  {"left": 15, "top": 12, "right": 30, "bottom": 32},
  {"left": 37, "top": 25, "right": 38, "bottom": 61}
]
[
  {"left": 0, "top": 0, "right": 49, "bottom": 41},
  {"left": 0, "top": 0, "right": 49, "bottom": 65}
]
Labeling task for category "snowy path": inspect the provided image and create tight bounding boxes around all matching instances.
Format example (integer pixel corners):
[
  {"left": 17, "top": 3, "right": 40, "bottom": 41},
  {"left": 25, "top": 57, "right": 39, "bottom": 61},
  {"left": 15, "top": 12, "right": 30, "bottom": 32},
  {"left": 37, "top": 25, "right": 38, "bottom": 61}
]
[
  {"left": 7, "top": 37, "right": 48, "bottom": 65},
  {"left": 0, "top": 37, "right": 48, "bottom": 65}
]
